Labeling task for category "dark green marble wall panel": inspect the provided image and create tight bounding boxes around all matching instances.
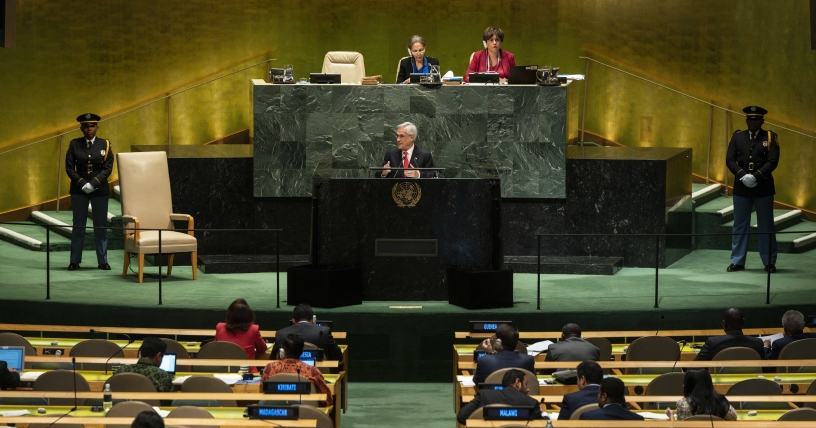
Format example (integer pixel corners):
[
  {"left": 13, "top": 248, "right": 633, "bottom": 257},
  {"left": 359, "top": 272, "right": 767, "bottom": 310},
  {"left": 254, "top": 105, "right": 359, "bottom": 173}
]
[{"left": 253, "top": 81, "right": 575, "bottom": 198}]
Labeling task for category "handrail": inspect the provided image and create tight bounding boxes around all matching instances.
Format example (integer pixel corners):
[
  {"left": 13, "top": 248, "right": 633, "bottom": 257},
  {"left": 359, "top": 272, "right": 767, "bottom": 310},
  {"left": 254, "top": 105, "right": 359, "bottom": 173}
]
[
  {"left": 579, "top": 56, "right": 816, "bottom": 141},
  {"left": 0, "top": 57, "right": 275, "bottom": 157}
]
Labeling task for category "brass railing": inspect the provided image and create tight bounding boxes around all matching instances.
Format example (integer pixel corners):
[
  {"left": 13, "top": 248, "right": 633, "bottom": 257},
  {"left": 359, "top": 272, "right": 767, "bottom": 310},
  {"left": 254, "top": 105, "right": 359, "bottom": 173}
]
[
  {"left": 578, "top": 56, "right": 816, "bottom": 196},
  {"left": 0, "top": 56, "right": 276, "bottom": 213}
]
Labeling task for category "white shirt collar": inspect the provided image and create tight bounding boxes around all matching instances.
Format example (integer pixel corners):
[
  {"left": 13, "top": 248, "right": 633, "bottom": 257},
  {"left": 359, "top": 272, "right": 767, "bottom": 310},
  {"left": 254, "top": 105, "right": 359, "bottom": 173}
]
[
  {"left": 86, "top": 136, "right": 96, "bottom": 144},
  {"left": 403, "top": 145, "right": 415, "bottom": 162}
]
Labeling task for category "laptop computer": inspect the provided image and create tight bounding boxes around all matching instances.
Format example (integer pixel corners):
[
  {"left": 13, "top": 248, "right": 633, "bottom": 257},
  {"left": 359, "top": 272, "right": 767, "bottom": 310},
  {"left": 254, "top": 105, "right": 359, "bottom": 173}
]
[
  {"left": 159, "top": 353, "right": 177, "bottom": 376},
  {"left": 468, "top": 72, "right": 500, "bottom": 84},
  {"left": 508, "top": 65, "right": 538, "bottom": 85},
  {"left": 0, "top": 346, "right": 25, "bottom": 374}
]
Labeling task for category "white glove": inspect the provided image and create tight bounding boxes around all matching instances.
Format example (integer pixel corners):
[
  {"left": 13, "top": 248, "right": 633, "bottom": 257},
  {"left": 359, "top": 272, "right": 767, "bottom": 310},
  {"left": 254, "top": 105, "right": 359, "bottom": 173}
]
[
  {"left": 740, "top": 174, "right": 757, "bottom": 188},
  {"left": 81, "top": 182, "right": 94, "bottom": 194}
]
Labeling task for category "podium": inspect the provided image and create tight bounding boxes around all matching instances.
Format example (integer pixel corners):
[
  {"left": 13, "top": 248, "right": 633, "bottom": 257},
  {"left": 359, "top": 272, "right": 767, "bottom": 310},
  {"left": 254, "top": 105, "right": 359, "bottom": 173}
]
[{"left": 288, "top": 178, "right": 504, "bottom": 302}]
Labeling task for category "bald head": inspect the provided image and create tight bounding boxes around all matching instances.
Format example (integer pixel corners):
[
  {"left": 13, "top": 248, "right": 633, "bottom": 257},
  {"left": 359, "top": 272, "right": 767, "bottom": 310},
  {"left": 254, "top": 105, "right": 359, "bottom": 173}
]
[{"left": 722, "top": 308, "right": 745, "bottom": 331}]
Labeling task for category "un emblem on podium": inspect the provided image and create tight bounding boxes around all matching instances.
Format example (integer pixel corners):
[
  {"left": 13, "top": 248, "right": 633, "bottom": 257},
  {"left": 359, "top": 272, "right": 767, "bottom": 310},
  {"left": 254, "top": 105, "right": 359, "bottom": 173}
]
[{"left": 392, "top": 182, "right": 422, "bottom": 208}]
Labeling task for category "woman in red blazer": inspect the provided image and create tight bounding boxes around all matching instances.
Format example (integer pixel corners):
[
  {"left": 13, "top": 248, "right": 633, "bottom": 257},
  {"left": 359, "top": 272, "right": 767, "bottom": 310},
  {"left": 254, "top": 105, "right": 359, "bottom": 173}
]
[
  {"left": 465, "top": 27, "right": 516, "bottom": 83},
  {"left": 215, "top": 298, "right": 268, "bottom": 371}
]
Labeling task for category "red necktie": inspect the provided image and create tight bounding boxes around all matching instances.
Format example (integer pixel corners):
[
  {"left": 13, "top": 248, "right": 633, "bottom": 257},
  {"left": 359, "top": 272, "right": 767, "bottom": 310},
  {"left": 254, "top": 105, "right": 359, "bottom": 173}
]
[{"left": 403, "top": 151, "right": 409, "bottom": 177}]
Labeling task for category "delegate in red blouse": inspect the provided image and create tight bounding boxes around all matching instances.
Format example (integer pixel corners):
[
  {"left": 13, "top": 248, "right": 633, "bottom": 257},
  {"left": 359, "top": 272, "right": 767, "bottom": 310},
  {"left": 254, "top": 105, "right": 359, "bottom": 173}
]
[{"left": 465, "top": 27, "right": 516, "bottom": 83}]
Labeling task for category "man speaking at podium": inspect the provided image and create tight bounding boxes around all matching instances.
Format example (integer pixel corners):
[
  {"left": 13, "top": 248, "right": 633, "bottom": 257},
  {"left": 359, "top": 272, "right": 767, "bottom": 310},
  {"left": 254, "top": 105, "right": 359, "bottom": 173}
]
[{"left": 379, "top": 122, "right": 435, "bottom": 178}]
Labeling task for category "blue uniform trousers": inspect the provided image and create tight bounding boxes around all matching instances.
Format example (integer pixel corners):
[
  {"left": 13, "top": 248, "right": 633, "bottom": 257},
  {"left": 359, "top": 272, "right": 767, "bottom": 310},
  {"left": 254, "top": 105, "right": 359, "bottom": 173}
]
[
  {"left": 70, "top": 193, "right": 109, "bottom": 265},
  {"left": 730, "top": 194, "right": 777, "bottom": 266}
]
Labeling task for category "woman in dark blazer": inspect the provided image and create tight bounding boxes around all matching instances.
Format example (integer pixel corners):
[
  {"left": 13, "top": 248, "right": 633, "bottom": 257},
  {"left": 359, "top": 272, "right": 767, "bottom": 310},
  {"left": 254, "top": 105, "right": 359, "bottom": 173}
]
[{"left": 396, "top": 35, "right": 440, "bottom": 84}]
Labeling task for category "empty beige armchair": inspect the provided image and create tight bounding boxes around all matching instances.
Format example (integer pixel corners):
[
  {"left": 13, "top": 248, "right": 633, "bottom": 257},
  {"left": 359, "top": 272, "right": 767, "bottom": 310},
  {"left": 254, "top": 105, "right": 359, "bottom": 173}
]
[
  {"left": 322, "top": 51, "right": 366, "bottom": 84},
  {"left": 116, "top": 151, "right": 197, "bottom": 283}
]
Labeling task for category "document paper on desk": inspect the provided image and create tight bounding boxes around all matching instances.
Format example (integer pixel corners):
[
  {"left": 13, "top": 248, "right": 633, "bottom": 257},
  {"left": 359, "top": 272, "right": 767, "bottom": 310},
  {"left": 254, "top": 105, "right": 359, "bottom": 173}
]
[
  {"left": 759, "top": 332, "right": 784, "bottom": 343},
  {"left": 457, "top": 375, "right": 475, "bottom": 387},
  {"left": 526, "top": 340, "right": 554, "bottom": 356},
  {"left": 638, "top": 412, "right": 670, "bottom": 420},
  {"left": 172, "top": 375, "right": 192, "bottom": 385},
  {"left": 213, "top": 373, "right": 243, "bottom": 385},
  {"left": 0, "top": 410, "right": 31, "bottom": 417},
  {"left": 19, "top": 371, "right": 45, "bottom": 381}
]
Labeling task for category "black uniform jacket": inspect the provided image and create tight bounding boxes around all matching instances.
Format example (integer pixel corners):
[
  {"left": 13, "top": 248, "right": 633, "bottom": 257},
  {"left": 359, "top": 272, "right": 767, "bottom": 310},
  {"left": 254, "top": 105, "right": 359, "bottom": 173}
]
[
  {"left": 396, "top": 56, "right": 440, "bottom": 84},
  {"left": 65, "top": 137, "right": 114, "bottom": 196},
  {"left": 725, "top": 129, "right": 779, "bottom": 197},
  {"left": 378, "top": 146, "right": 436, "bottom": 178}
]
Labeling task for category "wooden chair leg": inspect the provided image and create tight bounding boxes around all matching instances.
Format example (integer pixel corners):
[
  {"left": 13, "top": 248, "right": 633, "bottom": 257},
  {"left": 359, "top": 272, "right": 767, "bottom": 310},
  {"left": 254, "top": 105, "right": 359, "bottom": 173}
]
[
  {"left": 191, "top": 251, "right": 198, "bottom": 280},
  {"left": 167, "top": 254, "right": 175, "bottom": 276},
  {"left": 122, "top": 252, "right": 129, "bottom": 277},
  {"left": 138, "top": 254, "right": 145, "bottom": 283}
]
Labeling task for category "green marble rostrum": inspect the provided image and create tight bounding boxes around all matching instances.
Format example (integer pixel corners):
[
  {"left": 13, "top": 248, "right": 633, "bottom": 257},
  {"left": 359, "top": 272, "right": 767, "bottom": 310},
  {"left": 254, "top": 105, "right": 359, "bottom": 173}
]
[{"left": 253, "top": 82, "right": 573, "bottom": 198}]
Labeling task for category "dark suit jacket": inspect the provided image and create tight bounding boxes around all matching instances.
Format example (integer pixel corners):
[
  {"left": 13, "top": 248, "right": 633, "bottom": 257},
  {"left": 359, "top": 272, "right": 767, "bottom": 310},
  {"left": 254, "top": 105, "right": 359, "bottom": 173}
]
[
  {"left": 378, "top": 146, "right": 436, "bottom": 178},
  {"left": 0, "top": 361, "right": 20, "bottom": 390},
  {"left": 725, "top": 129, "right": 779, "bottom": 197},
  {"left": 693, "top": 330, "right": 766, "bottom": 361},
  {"left": 766, "top": 332, "right": 816, "bottom": 360},
  {"left": 558, "top": 385, "right": 600, "bottom": 420},
  {"left": 396, "top": 56, "right": 440, "bottom": 84},
  {"left": 271, "top": 322, "right": 343, "bottom": 361},
  {"left": 456, "top": 387, "right": 542, "bottom": 425},
  {"left": 579, "top": 404, "right": 644, "bottom": 420},
  {"left": 472, "top": 349, "right": 536, "bottom": 385},
  {"left": 545, "top": 337, "right": 600, "bottom": 362},
  {"left": 65, "top": 137, "right": 113, "bottom": 195}
]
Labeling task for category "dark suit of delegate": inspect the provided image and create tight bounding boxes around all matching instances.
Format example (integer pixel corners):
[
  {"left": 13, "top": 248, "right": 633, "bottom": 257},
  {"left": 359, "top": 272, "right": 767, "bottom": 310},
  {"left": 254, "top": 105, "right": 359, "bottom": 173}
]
[
  {"left": 579, "top": 404, "right": 644, "bottom": 420},
  {"left": 725, "top": 128, "right": 780, "bottom": 266},
  {"left": 456, "top": 387, "right": 542, "bottom": 425},
  {"left": 558, "top": 384, "right": 600, "bottom": 421},
  {"left": 472, "top": 349, "right": 536, "bottom": 385},
  {"left": 396, "top": 56, "right": 440, "bottom": 84},
  {"left": 65, "top": 137, "right": 114, "bottom": 265},
  {"left": 271, "top": 322, "right": 343, "bottom": 361},
  {"left": 765, "top": 332, "right": 816, "bottom": 360},
  {"left": 378, "top": 146, "right": 436, "bottom": 178},
  {"left": 0, "top": 361, "right": 20, "bottom": 390},
  {"left": 545, "top": 337, "right": 601, "bottom": 362},
  {"left": 693, "top": 330, "right": 766, "bottom": 361}
]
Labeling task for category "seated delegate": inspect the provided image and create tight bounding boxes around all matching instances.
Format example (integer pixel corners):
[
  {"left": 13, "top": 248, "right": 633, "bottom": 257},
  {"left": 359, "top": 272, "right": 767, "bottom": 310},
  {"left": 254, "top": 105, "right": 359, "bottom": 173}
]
[
  {"left": 215, "top": 298, "right": 268, "bottom": 372},
  {"left": 396, "top": 35, "right": 440, "bottom": 84},
  {"left": 465, "top": 27, "right": 516, "bottom": 83},
  {"left": 457, "top": 369, "right": 543, "bottom": 424},
  {"left": 262, "top": 334, "right": 333, "bottom": 406},
  {"left": 471, "top": 324, "right": 534, "bottom": 385}
]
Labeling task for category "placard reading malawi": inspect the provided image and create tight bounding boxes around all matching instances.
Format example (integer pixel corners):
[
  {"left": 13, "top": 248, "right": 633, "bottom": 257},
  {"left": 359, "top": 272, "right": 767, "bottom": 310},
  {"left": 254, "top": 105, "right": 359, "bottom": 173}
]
[{"left": 252, "top": 81, "right": 577, "bottom": 198}]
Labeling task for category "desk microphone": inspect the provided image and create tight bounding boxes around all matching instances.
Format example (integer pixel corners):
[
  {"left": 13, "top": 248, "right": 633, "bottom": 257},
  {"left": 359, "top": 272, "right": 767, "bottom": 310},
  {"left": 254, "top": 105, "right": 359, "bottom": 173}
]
[
  {"left": 45, "top": 357, "right": 77, "bottom": 428},
  {"left": 655, "top": 315, "right": 664, "bottom": 336},
  {"left": 671, "top": 340, "right": 687, "bottom": 373},
  {"left": 104, "top": 338, "right": 135, "bottom": 375}
]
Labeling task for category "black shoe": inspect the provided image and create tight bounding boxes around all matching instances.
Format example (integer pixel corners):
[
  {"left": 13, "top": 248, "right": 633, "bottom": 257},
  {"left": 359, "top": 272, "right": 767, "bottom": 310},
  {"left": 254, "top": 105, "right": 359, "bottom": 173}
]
[
  {"left": 726, "top": 264, "right": 745, "bottom": 272},
  {"left": 67, "top": 263, "right": 80, "bottom": 271},
  {"left": 98, "top": 263, "right": 111, "bottom": 270},
  {"left": 765, "top": 264, "right": 777, "bottom": 273}
]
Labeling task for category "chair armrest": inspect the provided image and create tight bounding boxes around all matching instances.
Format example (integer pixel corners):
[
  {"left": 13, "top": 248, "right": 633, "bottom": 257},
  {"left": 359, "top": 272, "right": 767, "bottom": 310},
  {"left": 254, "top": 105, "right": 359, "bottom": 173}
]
[
  {"left": 170, "top": 213, "right": 195, "bottom": 237},
  {"left": 120, "top": 215, "right": 140, "bottom": 241}
]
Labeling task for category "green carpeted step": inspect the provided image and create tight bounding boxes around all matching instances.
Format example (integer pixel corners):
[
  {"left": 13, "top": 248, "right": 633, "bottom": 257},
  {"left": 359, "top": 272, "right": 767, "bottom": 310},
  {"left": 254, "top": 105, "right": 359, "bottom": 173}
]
[
  {"left": 695, "top": 196, "right": 735, "bottom": 213},
  {"left": 0, "top": 222, "right": 72, "bottom": 251},
  {"left": 722, "top": 209, "right": 794, "bottom": 229},
  {"left": 777, "top": 220, "right": 816, "bottom": 253}
]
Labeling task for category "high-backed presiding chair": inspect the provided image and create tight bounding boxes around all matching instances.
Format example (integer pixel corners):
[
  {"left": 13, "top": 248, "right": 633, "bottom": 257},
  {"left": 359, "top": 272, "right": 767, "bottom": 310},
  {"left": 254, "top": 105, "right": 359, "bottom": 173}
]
[
  {"left": 34, "top": 370, "right": 92, "bottom": 405},
  {"left": 69, "top": 339, "right": 122, "bottom": 371},
  {"left": 624, "top": 336, "right": 681, "bottom": 374},
  {"left": 483, "top": 367, "right": 539, "bottom": 395},
  {"left": 321, "top": 52, "right": 365, "bottom": 84},
  {"left": 117, "top": 151, "right": 197, "bottom": 283},
  {"left": 105, "top": 372, "right": 159, "bottom": 406}
]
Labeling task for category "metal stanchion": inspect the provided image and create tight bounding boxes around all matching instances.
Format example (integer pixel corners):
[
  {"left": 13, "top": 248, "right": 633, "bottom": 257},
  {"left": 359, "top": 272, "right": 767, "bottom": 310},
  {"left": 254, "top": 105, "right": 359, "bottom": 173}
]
[
  {"left": 766, "top": 232, "right": 772, "bottom": 304},
  {"left": 276, "top": 230, "right": 281, "bottom": 309},
  {"left": 536, "top": 235, "right": 541, "bottom": 311},
  {"left": 158, "top": 229, "right": 163, "bottom": 305},
  {"left": 654, "top": 235, "right": 660, "bottom": 309},
  {"left": 46, "top": 225, "right": 51, "bottom": 300}
]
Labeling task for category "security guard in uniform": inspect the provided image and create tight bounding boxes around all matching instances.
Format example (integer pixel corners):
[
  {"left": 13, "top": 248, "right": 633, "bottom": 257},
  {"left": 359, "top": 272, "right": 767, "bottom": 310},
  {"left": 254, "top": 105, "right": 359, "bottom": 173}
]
[
  {"left": 725, "top": 106, "right": 780, "bottom": 273},
  {"left": 65, "top": 113, "right": 114, "bottom": 271}
]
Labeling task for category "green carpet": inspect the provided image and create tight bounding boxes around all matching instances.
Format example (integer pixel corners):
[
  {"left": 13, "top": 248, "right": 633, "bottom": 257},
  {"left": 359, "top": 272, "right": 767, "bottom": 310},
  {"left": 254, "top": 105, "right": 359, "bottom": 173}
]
[{"left": 343, "top": 383, "right": 452, "bottom": 428}]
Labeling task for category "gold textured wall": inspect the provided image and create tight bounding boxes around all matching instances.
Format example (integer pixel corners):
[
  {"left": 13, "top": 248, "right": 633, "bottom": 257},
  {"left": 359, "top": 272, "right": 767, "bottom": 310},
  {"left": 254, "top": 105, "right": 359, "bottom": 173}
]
[{"left": 1, "top": 0, "right": 814, "bottom": 214}]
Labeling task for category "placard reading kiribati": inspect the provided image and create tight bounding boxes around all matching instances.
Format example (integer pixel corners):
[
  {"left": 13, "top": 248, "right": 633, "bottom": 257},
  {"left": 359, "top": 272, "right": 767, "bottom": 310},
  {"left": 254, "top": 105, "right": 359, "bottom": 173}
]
[{"left": 392, "top": 182, "right": 422, "bottom": 208}]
